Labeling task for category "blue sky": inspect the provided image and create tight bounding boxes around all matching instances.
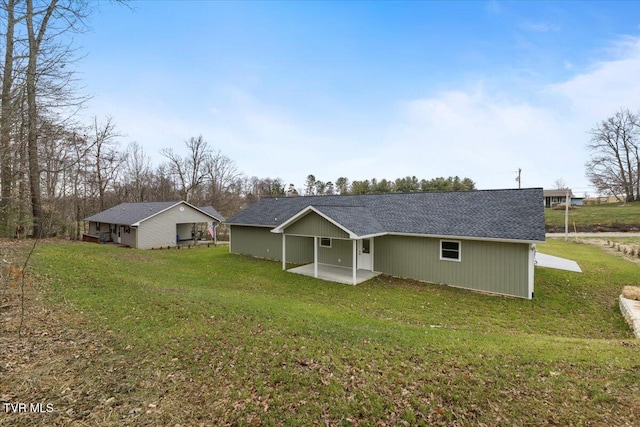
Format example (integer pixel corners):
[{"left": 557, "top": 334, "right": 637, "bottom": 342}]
[{"left": 79, "top": 1, "right": 640, "bottom": 195}]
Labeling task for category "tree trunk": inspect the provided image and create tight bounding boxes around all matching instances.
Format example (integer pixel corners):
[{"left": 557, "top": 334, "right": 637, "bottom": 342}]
[
  {"left": 0, "top": 0, "right": 16, "bottom": 237},
  {"left": 25, "top": 0, "right": 58, "bottom": 237}
]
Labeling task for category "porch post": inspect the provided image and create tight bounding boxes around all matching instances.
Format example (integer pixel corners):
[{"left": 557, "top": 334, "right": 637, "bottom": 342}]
[
  {"left": 282, "top": 233, "right": 286, "bottom": 270},
  {"left": 352, "top": 239, "right": 357, "bottom": 285},
  {"left": 314, "top": 236, "right": 318, "bottom": 278}
]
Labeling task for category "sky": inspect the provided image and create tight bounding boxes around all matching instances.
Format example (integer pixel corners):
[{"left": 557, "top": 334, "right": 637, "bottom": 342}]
[{"left": 77, "top": 1, "right": 640, "bottom": 196}]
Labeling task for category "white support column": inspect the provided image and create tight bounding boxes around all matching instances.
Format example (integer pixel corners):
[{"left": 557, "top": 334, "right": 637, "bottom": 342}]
[
  {"left": 314, "top": 236, "right": 318, "bottom": 278},
  {"left": 352, "top": 239, "right": 357, "bottom": 285},
  {"left": 282, "top": 234, "right": 286, "bottom": 270},
  {"left": 528, "top": 244, "right": 536, "bottom": 299}
]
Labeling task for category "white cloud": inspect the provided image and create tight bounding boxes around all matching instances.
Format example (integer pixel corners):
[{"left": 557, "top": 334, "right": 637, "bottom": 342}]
[
  {"left": 88, "top": 36, "right": 640, "bottom": 198},
  {"left": 548, "top": 36, "right": 640, "bottom": 124},
  {"left": 374, "top": 36, "right": 640, "bottom": 194}
]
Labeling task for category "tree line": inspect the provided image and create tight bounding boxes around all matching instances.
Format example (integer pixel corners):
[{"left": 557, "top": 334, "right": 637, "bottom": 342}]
[{"left": 300, "top": 175, "right": 476, "bottom": 196}]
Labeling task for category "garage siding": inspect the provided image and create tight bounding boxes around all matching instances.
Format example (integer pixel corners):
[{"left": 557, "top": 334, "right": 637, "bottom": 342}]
[
  {"left": 374, "top": 235, "right": 530, "bottom": 298},
  {"left": 284, "top": 212, "right": 350, "bottom": 239},
  {"left": 230, "top": 225, "right": 313, "bottom": 265},
  {"left": 318, "top": 238, "right": 353, "bottom": 268},
  {"left": 137, "top": 204, "right": 215, "bottom": 249}
]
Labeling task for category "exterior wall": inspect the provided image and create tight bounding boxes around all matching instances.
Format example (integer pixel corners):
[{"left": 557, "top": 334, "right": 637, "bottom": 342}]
[
  {"left": 230, "top": 225, "right": 313, "bottom": 265},
  {"left": 284, "top": 212, "right": 349, "bottom": 239},
  {"left": 88, "top": 221, "right": 113, "bottom": 242},
  {"left": 137, "top": 204, "right": 216, "bottom": 249},
  {"left": 176, "top": 223, "right": 193, "bottom": 241},
  {"left": 374, "top": 235, "right": 531, "bottom": 298},
  {"left": 120, "top": 226, "right": 137, "bottom": 248},
  {"left": 318, "top": 238, "right": 353, "bottom": 268}
]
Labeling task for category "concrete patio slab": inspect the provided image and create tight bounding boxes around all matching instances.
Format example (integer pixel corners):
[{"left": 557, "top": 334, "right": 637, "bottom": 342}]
[
  {"left": 535, "top": 252, "right": 582, "bottom": 273},
  {"left": 289, "top": 263, "right": 380, "bottom": 285}
]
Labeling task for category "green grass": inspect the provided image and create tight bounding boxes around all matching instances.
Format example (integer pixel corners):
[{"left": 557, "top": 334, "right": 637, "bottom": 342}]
[
  {"left": 545, "top": 201, "right": 640, "bottom": 228},
  {"left": 26, "top": 241, "right": 640, "bottom": 425}
]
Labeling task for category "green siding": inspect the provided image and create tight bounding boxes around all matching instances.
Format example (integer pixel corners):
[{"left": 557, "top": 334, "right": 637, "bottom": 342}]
[
  {"left": 284, "top": 212, "right": 350, "bottom": 239},
  {"left": 374, "top": 235, "right": 530, "bottom": 298},
  {"left": 318, "top": 238, "right": 353, "bottom": 268},
  {"left": 230, "top": 225, "right": 313, "bottom": 265}
]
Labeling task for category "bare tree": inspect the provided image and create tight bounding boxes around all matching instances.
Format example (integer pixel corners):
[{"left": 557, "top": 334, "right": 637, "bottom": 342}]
[
  {"left": 161, "top": 136, "right": 211, "bottom": 203},
  {"left": 586, "top": 109, "right": 640, "bottom": 202},
  {"left": 22, "top": 0, "right": 90, "bottom": 236},
  {"left": 122, "top": 141, "right": 152, "bottom": 202},
  {"left": 88, "top": 116, "right": 123, "bottom": 211},
  {"left": 203, "top": 148, "right": 241, "bottom": 215},
  {"left": 553, "top": 178, "right": 568, "bottom": 190}
]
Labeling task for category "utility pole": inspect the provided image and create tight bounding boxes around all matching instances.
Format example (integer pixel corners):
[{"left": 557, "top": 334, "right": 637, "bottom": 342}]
[
  {"left": 515, "top": 168, "right": 521, "bottom": 189},
  {"left": 565, "top": 188, "right": 570, "bottom": 241}
]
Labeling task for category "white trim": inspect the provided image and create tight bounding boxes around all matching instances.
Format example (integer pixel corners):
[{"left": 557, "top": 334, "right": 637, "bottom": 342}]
[
  {"left": 352, "top": 240, "right": 357, "bottom": 285},
  {"left": 356, "top": 232, "right": 387, "bottom": 240},
  {"left": 282, "top": 234, "right": 286, "bottom": 270},
  {"left": 440, "top": 239, "right": 461, "bottom": 262},
  {"left": 314, "top": 236, "right": 318, "bottom": 278},
  {"left": 281, "top": 232, "right": 351, "bottom": 240},
  {"left": 389, "top": 231, "right": 543, "bottom": 245},
  {"left": 528, "top": 244, "right": 535, "bottom": 299},
  {"left": 229, "top": 223, "right": 274, "bottom": 228},
  {"left": 275, "top": 229, "right": 542, "bottom": 245},
  {"left": 271, "top": 206, "right": 358, "bottom": 238}
]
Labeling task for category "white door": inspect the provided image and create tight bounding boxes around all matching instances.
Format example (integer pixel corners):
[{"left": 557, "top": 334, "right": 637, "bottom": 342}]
[
  {"left": 357, "top": 239, "right": 372, "bottom": 271},
  {"left": 117, "top": 226, "right": 122, "bottom": 244}
]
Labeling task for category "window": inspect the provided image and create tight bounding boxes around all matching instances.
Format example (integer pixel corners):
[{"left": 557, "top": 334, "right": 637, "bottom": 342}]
[
  {"left": 319, "top": 237, "right": 331, "bottom": 248},
  {"left": 440, "top": 240, "right": 460, "bottom": 261},
  {"left": 361, "top": 238, "right": 370, "bottom": 254},
  {"left": 96, "top": 222, "right": 101, "bottom": 232},
  {"left": 124, "top": 226, "right": 131, "bottom": 234}
]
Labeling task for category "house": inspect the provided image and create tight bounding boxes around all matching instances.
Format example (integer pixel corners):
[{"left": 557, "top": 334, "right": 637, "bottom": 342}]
[
  {"left": 84, "top": 201, "right": 224, "bottom": 249},
  {"left": 543, "top": 189, "right": 583, "bottom": 208},
  {"left": 225, "top": 188, "right": 545, "bottom": 299}
]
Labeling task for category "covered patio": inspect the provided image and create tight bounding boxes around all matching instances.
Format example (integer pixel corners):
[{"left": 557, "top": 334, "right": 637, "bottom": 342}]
[{"left": 289, "top": 263, "right": 381, "bottom": 285}]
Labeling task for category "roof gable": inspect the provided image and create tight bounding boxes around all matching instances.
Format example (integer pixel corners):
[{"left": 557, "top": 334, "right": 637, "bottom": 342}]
[
  {"left": 85, "top": 201, "right": 223, "bottom": 225},
  {"left": 274, "top": 206, "right": 353, "bottom": 238}
]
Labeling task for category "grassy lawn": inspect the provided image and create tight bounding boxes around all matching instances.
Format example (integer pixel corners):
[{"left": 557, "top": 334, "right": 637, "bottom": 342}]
[
  {"left": 545, "top": 201, "right": 640, "bottom": 230},
  {"left": 5, "top": 240, "right": 640, "bottom": 426}
]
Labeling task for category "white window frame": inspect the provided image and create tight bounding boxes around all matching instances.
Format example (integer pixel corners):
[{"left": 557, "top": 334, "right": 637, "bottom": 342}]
[
  {"left": 440, "top": 240, "right": 461, "bottom": 262},
  {"left": 319, "top": 237, "right": 332, "bottom": 248}
]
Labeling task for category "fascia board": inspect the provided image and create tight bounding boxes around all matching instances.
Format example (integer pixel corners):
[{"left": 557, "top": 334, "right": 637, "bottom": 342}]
[
  {"left": 184, "top": 201, "right": 223, "bottom": 222},
  {"left": 226, "top": 223, "right": 274, "bottom": 228},
  {"left": 387, "top": 232, "right": 544, "bottom": 244}
]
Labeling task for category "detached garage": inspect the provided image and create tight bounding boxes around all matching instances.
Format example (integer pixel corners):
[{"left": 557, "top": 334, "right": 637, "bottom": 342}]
[{"left": 84, "top": 201, "right": 224, "bottom": 249}]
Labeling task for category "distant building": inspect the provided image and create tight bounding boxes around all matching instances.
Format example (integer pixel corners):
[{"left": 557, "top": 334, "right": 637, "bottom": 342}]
[
  {"left": 543, "top": 189, "right": 583, "bottom": 208},
  {"left": 84, "top": 201, "right": 224, "bottom": 249}
]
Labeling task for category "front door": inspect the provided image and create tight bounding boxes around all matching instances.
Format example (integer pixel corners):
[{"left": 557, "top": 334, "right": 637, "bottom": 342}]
[
  {"left": 357, "top": 239, "right": 372, "bottom": 271},
  {"left": 117, "top": 226, "right": 122, "bottom": 244}
]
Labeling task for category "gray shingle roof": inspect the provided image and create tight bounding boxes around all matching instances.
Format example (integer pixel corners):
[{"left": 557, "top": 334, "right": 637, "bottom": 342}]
[
  {"left": 198, "top": 206, "right": 225, "bottom": 222},
  {"left": 85, "top": 201, "right": 224, "bottom": 225},
  {"left": 225, "top": 188, "right": 545, "bottom": 242}
]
